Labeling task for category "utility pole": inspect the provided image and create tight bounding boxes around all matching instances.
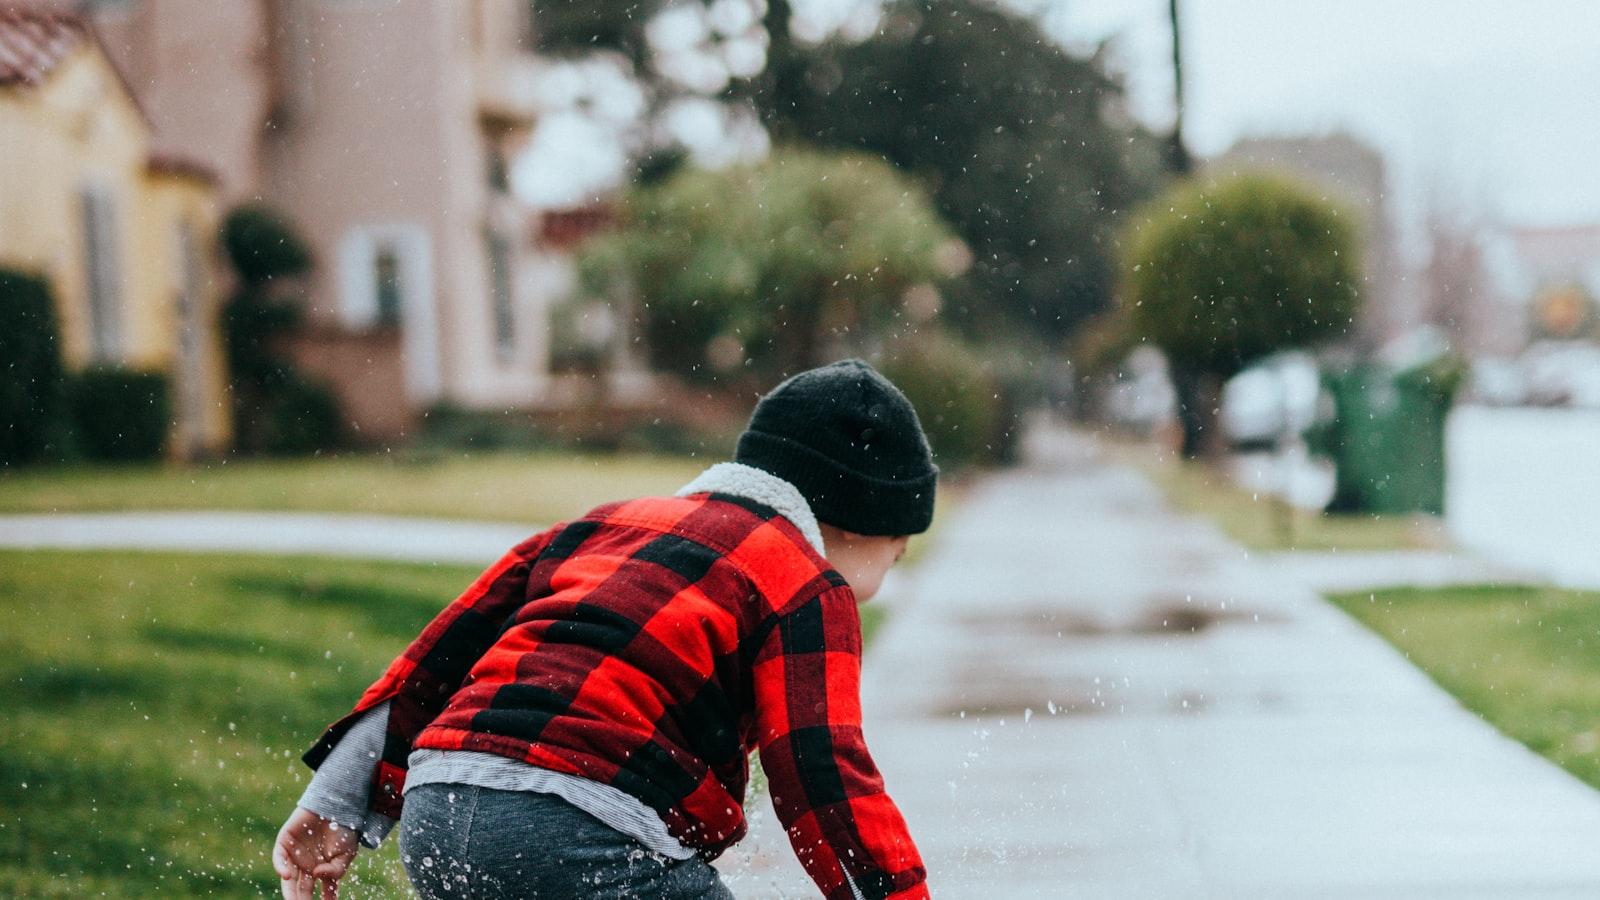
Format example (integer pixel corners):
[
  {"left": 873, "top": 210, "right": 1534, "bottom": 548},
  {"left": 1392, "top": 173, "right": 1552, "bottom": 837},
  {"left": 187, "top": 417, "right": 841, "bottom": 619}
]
[{"left": 1167, "top": 0, "right": 1192, "bottom": 174}]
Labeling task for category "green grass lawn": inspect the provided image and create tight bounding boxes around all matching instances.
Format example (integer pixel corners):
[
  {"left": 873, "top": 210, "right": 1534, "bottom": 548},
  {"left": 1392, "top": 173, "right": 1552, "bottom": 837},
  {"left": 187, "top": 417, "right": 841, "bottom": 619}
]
[
  {"left": 1330, "top": 584, "right": 1600, "bottom": 790},
  {"left": 0, "top": 549, "right": 891, "bottom": 897},
  {"left": 1112, "top": 441, "right": 1446, "bottom": 552},
  {"left": 0, "top": 452, "right": 708, "bottom": 523}
]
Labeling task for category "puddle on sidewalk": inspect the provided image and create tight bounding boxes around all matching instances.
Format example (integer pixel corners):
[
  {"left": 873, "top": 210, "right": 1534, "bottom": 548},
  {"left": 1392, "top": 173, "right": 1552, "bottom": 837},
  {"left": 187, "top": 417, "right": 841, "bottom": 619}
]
[
  {"left": 958, "top": 596, "right": 1287, "bottom": 639},
  {"left": 933, "top": 597, "right": 1291, "bottom": 720}
]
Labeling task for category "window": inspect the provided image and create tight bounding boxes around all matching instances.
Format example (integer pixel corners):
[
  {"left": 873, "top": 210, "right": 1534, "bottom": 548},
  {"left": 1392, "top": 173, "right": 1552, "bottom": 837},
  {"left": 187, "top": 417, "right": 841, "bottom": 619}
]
[
  {"left": 373, "top": 246, "right": 403, "bottom": 327},
  {"left": 337, "top": 224, "right": 441, "bottom": 402},
  {"left": 486, "top": 229, "right": 516, "bottom": 359},
  {"left": 80, "top": 185, "right": 123, "bottom": 361}
]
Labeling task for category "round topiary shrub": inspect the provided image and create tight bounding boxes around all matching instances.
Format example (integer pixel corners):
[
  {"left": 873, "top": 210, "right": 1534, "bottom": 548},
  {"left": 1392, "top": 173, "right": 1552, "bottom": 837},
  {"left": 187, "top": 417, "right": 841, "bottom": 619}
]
[
  {"left": 221, "top": 204, "right": 312, "bottom": 286},
  {"left": 1120, "top": 172, "right": 1362, "bottom": 455}
]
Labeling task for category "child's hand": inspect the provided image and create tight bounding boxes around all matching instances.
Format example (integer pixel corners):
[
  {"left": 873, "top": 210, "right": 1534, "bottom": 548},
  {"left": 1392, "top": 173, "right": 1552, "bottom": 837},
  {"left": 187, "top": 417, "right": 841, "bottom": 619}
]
[{"left": 272, "top": 807, "right": 359, "bottom": 899}]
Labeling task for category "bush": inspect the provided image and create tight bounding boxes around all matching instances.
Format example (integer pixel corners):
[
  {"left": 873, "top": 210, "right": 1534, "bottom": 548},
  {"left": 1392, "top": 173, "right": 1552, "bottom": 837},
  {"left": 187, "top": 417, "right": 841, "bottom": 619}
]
[
  {"left": 259, "top": 375, "right": 343, "bottom": 456},
  {"left": 220, "top": 204, "right": 312, "bottom": 285},
  {"left": 580, "top": 148, "right": 955, "bottom": 383},
  {"left": 1121, "top": 173, "right": 1360, "bottom": 375},
  {"left": 67, "top": 367, "right": 171, "bottom": 461},
  {"left": 879, "top": 332, "right": 1001, "bottom": 469},
  {"left": 1120, "top": 172, "right": 1361, "bottom": 456},
  {"left": 0, "top": 270, "right": 67, "bottom": 466}
]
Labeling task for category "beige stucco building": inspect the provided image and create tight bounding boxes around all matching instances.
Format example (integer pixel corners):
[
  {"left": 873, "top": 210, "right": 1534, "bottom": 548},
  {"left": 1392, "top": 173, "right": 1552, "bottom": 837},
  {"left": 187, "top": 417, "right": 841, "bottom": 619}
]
[
  {"left": 0, "top": 7, "right": 232, "bottom": 457},
  {"left": 89, "top": 0, "right": 554, "bottom": 439}
]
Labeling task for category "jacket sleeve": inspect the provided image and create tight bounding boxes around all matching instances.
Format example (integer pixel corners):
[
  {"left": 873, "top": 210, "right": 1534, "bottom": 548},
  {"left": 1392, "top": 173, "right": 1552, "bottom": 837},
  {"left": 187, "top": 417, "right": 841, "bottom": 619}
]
[
  {"left": 297, "top": 701, "right": 395, "bottom": 848},
  {"left": 301, "top": 526, "right": 561, "bottom": 818},
  {"left": 751, "top": 583, "right": 929, "bottom": 900}
]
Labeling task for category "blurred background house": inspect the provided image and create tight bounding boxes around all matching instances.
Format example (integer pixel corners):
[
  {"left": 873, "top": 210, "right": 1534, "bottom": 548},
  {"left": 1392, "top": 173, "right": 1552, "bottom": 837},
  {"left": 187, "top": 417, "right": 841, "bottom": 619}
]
[
  {"left": 84, "top": 0, "right": 558, "bottom": 440},
  {"left": 0, "top": 6, "right": 231, "bottom": 459}
]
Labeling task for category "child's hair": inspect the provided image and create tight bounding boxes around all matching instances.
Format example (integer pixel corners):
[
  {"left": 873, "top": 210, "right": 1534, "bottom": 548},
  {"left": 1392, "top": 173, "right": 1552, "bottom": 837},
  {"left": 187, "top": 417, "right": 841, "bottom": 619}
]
[{"left": 734, "top": 358, "right": 937, "bottom": 536}]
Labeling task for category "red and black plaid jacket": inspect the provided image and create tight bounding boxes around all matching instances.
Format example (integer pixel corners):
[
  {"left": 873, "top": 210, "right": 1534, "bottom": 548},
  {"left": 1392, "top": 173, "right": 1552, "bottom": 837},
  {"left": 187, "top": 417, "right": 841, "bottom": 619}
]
[{"left": 304, "top": 489, "right": 927, "bottom": 899}]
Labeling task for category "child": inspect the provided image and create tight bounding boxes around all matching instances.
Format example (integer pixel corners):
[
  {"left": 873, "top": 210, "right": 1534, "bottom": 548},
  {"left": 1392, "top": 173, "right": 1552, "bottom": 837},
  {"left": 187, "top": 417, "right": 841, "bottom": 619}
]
[{"left": 274, "top": 359, "right": 935, "bottom": 899}]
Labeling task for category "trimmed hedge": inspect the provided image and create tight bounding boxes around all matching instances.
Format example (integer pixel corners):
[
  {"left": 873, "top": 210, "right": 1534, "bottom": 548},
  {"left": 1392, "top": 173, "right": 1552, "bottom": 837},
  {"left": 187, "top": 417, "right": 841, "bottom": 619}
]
[
  {"left": 0, "top": 270, "right": 67, "bottom": 465},
  {"left": 68, "top": 367, "right": 171, "bottom": 462}
]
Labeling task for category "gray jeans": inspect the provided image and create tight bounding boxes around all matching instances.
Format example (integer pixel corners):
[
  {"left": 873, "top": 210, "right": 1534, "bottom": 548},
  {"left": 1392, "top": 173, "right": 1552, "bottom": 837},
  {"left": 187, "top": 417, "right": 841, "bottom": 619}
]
[{"left": 398, "top": 783, "right": 734, "bottom": 899}]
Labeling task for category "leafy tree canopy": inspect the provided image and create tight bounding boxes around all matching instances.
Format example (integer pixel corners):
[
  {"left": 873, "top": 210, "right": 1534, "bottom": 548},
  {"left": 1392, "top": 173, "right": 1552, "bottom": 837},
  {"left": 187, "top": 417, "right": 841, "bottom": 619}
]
[
  {"left": 1120, "top": 172, "right": 1361, "bottom": 379},
  {"left": 580, "top": 147, "right": 957, "bottom": 382},
  {"left": 759, "top": 0, "right": 1166, "bottom": 341},
  {"left": 535, "top": 0, "right": 1164, "bottom": 344}
]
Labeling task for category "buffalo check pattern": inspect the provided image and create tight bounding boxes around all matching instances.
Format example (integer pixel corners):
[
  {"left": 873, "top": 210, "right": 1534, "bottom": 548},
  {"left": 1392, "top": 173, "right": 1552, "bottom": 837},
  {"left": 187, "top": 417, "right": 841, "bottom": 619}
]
[{"left": 304, "top": 490, "right": 928, "bottom": 899}]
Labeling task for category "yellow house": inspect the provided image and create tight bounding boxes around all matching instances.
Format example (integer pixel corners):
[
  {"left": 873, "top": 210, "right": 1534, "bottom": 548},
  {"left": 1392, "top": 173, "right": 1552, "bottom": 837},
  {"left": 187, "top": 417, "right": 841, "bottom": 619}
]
[{"left": 0, "top": 7, "right": 231, "bottom": 458}]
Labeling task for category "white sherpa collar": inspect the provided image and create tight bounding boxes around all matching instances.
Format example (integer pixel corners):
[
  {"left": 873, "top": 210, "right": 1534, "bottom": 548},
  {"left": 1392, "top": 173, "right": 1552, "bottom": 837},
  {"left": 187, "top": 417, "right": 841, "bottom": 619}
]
[{"left": 674, "top": 462, "right": 826, "bottom": 556}]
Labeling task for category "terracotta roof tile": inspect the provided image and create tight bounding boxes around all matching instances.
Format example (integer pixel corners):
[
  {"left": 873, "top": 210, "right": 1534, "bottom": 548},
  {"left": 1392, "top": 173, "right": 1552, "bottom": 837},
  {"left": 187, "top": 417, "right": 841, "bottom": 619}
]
[{"left": 0, "top": 7, "right": 89, "bottom": 88}]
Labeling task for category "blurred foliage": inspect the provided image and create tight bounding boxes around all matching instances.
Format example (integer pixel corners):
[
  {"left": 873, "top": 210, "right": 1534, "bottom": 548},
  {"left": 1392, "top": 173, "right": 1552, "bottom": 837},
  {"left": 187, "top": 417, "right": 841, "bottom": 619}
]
[
  {"left": 760, "top": 0, "right": 1166, "bottom": 342},
  {"left": 1120, "top": 173, "right": 1361, "bottom": 455},
  {"left": 535, "top": 0, "right": 1162, "bottom": 347},
  {"left": 1120, "top": 173, "right": 1361, "bottom": 377},
  {"left": 1068, "top": 306, "right": 1141, "bottom": 379},
  {"left": 219, "top": 204, "right": 344, "bottom": 456},
  {"left": 416, "top": 403, "right": 742, "bottom": 458},
  {"left": 0, "top": 269, "right": 68, "bottom": 466},
  {"left": 259, "top": 376, "right": 343, "bottom": 457},
  {"left": 546, "top": 299, "right": 614, "bottom": 375},
  {"left": 532, "top": 0, "right": 652, "bottom": 63},
  {"left": 878, "top": 330, "right": 1000, "bottom": 469},
  {"left": 581, "top": 147, "right": 954, "bottom": 382},
  {"left": 66, "top": 367, "right": 171, "bottom": 462},
  {"left": 219, "top": 204, "right": 312, "bottom": 286}
]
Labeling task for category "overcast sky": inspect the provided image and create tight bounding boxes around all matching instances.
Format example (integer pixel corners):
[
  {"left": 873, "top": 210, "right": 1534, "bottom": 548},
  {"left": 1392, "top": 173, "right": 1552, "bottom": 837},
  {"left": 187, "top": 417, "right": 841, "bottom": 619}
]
[{"left": 1049, "top": 0, "right": 1600, "bottom": 229}]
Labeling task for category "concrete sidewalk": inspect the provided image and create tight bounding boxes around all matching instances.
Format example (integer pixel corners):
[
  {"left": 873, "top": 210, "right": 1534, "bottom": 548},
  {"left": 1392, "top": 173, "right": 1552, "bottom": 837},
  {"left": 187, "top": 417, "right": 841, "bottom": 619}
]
[
  {"left": 0, "top": 511, "right": 533, "bottom": 565},
  {"left": 723, "top": 428, "right": 1600, "bottom": 898}
]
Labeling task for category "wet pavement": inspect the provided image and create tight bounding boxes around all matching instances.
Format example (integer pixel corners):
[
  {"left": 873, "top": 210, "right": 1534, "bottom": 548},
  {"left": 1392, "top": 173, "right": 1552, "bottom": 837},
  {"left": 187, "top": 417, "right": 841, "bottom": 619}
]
[{"left": 720, "top": 426, "right": 1600, "bottom": 898}]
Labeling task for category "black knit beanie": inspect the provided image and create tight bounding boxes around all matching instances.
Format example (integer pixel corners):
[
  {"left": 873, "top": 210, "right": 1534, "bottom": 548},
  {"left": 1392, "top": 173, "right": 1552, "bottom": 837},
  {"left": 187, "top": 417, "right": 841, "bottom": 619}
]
[{"left": 735, "top": 359, "right": 938, "bottom": 536}]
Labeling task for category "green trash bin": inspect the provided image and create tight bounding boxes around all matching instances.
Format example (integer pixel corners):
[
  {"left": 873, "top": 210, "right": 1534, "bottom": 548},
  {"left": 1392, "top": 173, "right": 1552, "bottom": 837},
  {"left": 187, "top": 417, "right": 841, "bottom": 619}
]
[{"left": 1318, "top": 357, "right": 1464, "bottom": 516}]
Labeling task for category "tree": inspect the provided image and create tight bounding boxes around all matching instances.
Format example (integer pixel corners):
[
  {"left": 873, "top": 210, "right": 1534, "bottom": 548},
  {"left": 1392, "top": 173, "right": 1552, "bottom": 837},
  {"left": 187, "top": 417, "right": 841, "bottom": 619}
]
[
  {"left": 752, "top": 0, "right": 1167, "bottom": 342},
  {"left": 219, "top": 204, "right": 343, "bottom": 455},
  {"left": 580, "top": 148, "right": 958, "bottom": 382},
  {"left": 1120, "top": 173, "right": 1361, "bottom": 457},
  {"left": 536, "top": 0, "right": 1164, "bottom": 344}
]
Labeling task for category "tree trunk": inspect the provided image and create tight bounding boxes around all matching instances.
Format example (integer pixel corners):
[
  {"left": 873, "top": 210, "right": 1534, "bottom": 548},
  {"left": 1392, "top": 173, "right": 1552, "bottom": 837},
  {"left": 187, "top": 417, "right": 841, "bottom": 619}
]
[{"left": 1171, "top": 366, "right": 1224, "bottom": 459}]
